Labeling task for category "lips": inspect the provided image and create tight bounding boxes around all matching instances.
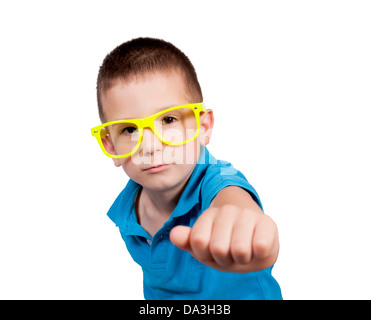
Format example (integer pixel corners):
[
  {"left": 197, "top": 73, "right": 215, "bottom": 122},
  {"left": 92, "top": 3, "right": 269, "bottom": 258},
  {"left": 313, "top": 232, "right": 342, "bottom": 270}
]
[{"left": 143, "top": 164, "right": 171, "bottom": 173}]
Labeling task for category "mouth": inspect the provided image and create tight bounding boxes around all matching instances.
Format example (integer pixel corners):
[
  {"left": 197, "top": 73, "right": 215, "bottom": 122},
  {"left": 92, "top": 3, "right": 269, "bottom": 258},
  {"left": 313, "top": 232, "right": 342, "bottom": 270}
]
[{"left": 143, "top": 164, "right": 171, "bottom": 173}]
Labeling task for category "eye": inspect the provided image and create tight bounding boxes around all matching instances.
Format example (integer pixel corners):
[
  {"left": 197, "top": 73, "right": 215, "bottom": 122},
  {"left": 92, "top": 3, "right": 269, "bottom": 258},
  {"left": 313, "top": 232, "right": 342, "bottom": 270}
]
[
  {"left": 162, "top": 116, "right": 176, "bottom": 125},
  {"left": 122, "top": 127, "right": 138, "bottom": 134}
]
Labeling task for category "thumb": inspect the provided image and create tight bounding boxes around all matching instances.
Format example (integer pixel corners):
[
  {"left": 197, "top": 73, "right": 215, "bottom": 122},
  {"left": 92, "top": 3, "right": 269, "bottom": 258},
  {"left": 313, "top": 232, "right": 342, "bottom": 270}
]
[{"left": 169, "top": 225, "right": 192, "bottom": 252}]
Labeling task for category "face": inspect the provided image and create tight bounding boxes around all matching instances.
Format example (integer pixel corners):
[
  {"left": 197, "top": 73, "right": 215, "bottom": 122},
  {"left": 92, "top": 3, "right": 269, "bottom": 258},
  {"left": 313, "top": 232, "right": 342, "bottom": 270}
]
[{"left": 100, "top": 71, "right": 213, "bottom": 192}]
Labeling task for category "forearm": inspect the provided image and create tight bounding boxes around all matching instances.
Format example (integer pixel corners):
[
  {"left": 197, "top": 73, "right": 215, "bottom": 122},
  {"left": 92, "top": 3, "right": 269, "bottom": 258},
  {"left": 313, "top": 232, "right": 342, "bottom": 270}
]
[{"left": 210, "top": 186, "right": 263, "bottom": 213}]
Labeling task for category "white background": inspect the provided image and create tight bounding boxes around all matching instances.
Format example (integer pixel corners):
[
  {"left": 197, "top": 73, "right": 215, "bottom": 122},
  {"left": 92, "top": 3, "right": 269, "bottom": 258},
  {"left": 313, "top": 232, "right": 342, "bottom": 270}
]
[{"left": 1, "top": 1, "right": 370, "bottom": 300}]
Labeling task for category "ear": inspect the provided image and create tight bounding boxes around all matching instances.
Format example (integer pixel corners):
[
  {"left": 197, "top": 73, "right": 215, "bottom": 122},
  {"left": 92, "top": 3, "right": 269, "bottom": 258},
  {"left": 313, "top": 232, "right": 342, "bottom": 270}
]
[
  {"left": 199, "top": 109, "right": 214, "bottom": 145},
  {"left": 102, "top": 138, "right": 122, "bottom": 167}
]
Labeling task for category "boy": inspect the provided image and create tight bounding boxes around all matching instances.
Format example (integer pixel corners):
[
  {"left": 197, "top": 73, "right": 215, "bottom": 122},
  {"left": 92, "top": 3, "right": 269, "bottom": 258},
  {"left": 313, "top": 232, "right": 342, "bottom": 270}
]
[{"left": 91, "top": 37, "right": 282, "bottom": 299}]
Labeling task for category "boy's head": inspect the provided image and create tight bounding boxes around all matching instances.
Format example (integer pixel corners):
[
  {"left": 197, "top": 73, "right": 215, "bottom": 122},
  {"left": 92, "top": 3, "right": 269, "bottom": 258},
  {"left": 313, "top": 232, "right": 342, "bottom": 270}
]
[
  {"left": 94, "top": 37, "right": 213, "bottom": 192},
  {"left": 97, "top": 37, "right": 203, "bottom": 123}
]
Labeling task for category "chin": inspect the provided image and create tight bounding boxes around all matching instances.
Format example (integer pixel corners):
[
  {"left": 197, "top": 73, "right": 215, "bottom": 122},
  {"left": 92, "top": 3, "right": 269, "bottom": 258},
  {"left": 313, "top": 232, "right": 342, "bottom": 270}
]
[
  {"left": 143, "top": 176, "right": 181, "bottom": 192},
  {"left": 139, "top": 170, "right": 190, "bottom": 193}
]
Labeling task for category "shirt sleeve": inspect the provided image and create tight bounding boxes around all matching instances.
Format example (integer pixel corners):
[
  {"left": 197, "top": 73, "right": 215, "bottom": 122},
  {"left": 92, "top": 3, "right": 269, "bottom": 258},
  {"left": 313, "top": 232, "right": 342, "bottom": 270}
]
[
  {"left": 107, "top": 179, "right": 139, "bottom": 227},
  {"left": 200, "top": 160, "right": 263, "bottom": 212}
]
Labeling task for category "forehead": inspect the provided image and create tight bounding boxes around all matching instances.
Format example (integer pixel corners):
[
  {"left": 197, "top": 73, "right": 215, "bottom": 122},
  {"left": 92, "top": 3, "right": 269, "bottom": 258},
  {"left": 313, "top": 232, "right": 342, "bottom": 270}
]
[{"left": 101, "top": 71, "right": 190, "bottom": 122}]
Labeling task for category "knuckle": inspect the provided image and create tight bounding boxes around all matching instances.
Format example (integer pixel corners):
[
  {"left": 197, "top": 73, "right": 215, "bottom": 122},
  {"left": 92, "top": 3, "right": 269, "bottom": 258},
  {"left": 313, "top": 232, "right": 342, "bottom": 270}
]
[
  {"left": 190, "top": 233, "right": 208, "bottom": 250},
  {"left": 232, "top": 245, "right": 252, "bottom": 264},
  {"left": 253, "top": 239, "right": 271, "bottom": 258},
  {"left": 209, "top": 241, "right": 228, "bottom": 258}
]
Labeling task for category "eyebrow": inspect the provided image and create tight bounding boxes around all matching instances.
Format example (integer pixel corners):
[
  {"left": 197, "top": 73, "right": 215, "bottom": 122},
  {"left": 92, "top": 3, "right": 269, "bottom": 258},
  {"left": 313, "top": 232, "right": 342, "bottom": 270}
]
[{"left": 115, "top": 104, "right": 179, "bottom": 121}]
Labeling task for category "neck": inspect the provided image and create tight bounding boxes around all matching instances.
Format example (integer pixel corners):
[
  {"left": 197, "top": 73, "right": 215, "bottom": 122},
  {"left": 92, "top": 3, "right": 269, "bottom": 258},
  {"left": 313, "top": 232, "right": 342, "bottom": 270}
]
[
  {"left": 136, "top": 176, "right": 191, "bottom": 237},
  {"left": 140, "top": 183, "right": 184, "bottom": 217}
]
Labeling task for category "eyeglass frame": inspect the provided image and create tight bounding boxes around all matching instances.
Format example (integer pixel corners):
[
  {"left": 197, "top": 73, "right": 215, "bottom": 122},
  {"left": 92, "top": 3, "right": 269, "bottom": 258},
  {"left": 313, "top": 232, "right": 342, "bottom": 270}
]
[{"left": 91, "top": 102, "right": 205, "bottom": 159}]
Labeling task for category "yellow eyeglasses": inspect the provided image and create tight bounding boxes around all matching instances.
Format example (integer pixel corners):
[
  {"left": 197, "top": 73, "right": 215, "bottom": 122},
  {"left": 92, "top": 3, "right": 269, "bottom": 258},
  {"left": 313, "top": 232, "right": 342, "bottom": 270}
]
[{"left": 91, "top": 103, "right": 205, "bottom": 158}]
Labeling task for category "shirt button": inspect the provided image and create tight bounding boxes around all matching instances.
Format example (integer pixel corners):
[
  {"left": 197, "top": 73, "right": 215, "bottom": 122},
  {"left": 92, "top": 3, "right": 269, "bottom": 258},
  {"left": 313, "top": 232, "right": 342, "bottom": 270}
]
[{"left": 146, "top": 239, "right": 152, "bottom": 245}]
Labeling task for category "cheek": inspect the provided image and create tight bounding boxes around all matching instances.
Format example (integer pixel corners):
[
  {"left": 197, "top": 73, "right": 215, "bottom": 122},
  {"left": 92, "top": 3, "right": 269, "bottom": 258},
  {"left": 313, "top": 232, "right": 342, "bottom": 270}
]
[
  {"left": 183, "top": 140, "right": 201, "bottom": 165},
  {"left": 120, "top": 158, "right": 137, "bottom": 176},
  {"left": 162, "top": 141, "right": 200, "bottom": 165}
]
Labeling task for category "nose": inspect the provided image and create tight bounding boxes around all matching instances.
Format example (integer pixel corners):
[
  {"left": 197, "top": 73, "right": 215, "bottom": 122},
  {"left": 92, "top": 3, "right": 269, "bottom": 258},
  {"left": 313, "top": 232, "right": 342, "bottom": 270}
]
[{"left": 139, "top": 128, "right": 162, "bottom": 156}]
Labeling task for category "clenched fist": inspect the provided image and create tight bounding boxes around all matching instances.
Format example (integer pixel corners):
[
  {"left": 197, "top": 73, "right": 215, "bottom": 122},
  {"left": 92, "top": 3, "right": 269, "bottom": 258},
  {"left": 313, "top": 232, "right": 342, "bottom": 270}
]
[{"left": 170, "top": 187, "right": 279, "bottom": 273}]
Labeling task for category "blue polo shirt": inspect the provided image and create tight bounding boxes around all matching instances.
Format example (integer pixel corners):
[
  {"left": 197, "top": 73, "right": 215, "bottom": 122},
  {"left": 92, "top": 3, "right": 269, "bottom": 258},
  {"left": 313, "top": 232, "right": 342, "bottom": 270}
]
[{"left": 107, "top": 146, "right": 282, "bottom": 299}]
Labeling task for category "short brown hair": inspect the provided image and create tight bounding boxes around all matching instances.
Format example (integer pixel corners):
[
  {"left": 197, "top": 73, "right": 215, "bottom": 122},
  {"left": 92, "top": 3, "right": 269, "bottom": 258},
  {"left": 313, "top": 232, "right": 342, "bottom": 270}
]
[{"left": 96, "top": 37, "right": 203, "bottom": 122}]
